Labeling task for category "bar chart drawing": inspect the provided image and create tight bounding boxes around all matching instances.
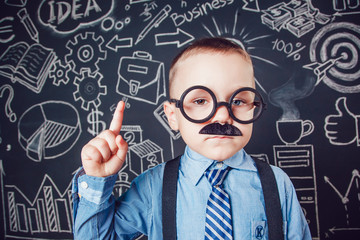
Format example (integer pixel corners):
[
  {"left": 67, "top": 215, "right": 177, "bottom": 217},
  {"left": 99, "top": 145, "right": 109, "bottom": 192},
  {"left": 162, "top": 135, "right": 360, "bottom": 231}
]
[{"left": 3, "top": 174, "right": 73, "bottom": 239}]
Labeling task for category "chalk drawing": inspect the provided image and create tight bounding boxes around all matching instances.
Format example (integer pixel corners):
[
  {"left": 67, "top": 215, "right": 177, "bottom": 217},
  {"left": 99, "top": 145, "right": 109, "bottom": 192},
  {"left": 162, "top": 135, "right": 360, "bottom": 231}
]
[
  {"left": 260, "top": 0, "right": 330, "bottom": 38},
  {"left": 38, "top": 0, "right": 114, "bottom": 34},
  {"left": 155, "top": 28, "right": 194, "bottom": 48},
  {"left": 135, "top": 4, "right": 172, "bottom": 45},
  {"left": 306, "top": 22, "right": 360, "bottom": 93},
  {"left": 0, "top": 17, "right": 15, "bottom": 43},
  {"left": 324, "top": 97, "right": 360, "bottom": 146},
  {"left": 0, "top": 41, "right": 56, "bottom": 93},
  {"left": 49, "top": 60, "right": 71, "bottom": 86},
  {"left": 116, "top": 51, "right": 165, "bottom": 105},
  {"left": 0, "top": 84, "right": 16, "bottom": 123},
  {"left": 274, "top": 144, "right": 320, "bottom": 239},
  {"left": 128, "top": 139, "right": 164, "bottom": 176},
  {"left": 324, "top": 169, "right": 360, "bottom": 229},
  {"left": 17, "top": 101, "right": 81, "bottom": 162},
  {"left": 3, "top": 174, "right": 73, "bottom": 238},
  {"left": 17, "top": 8, "right": 39, "bottom": 43},
  {"left": 65, "top": 32, "right": 106, "bottom": 75},
  {"left": 73, "top": 70, "right": 107, "bottom": 111}
]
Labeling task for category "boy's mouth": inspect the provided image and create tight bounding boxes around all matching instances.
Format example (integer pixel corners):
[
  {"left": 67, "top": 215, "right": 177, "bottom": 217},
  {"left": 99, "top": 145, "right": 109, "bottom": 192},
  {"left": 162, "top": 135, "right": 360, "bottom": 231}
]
[{"left": 199, "top": 123, "right": 242, "bottom": 136}]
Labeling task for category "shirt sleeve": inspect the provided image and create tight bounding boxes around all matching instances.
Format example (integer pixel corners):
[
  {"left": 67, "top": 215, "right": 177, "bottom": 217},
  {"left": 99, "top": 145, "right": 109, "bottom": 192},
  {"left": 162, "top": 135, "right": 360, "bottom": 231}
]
[
  {"left": 72, "top": 167, "right": 118, "bottom": 239},
  {"left": 271, "top": 166, "right": 312, "bottom": 240},
  {"left": 72, "top": 167, "right": 156, "bottom": 240}
]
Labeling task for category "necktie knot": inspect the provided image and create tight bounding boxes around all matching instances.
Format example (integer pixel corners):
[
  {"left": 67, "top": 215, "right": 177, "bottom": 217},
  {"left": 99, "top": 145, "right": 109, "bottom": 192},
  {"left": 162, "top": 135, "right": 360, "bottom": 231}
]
[{"left": 205, "top": 167, "right": 230, "bottom": 188}]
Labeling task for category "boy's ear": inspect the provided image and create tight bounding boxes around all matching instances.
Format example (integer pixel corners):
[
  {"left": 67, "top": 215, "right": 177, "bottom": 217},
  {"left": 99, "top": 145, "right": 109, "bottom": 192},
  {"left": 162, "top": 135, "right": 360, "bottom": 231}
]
[{"left": 164, "top": 101, "right": 179, "bottom": 131}]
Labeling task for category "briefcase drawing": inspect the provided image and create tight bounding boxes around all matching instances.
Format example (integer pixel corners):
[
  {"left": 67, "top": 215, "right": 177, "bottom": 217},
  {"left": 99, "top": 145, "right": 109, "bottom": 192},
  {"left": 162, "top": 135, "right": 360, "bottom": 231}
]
[{"left": 116, "top": 51, "right": 166, "bottom": 105}]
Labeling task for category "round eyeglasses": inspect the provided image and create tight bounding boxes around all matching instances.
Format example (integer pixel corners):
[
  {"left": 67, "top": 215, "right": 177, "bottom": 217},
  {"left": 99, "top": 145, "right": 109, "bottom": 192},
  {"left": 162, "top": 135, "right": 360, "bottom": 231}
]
[{"left": 169, "top": 85, "right": 266, "bottom": 124}]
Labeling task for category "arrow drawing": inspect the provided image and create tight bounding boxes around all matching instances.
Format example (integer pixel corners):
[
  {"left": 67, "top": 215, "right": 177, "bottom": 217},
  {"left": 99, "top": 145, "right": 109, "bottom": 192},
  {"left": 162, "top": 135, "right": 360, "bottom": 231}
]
[
  {"left": 334, "top": 11, "right": 360, "bottom": 17},
  {"left": 303, "top": 55, "right": 346, "bottom": 86},
  {"left": 329, "top": 226, "right": 360, "bottom": 234},
  {"left": 106, "top": 36, "right": 133, "bottom": 52},
  {"left": 155, "top": 28, "right": 194, "bottom": 48}
]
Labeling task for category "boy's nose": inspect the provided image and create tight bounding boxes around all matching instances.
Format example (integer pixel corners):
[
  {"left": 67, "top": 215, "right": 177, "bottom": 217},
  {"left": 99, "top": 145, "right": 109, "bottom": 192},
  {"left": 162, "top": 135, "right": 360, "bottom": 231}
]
[{"left": 212, "top": 105, "right": 231, "bottom": 124}]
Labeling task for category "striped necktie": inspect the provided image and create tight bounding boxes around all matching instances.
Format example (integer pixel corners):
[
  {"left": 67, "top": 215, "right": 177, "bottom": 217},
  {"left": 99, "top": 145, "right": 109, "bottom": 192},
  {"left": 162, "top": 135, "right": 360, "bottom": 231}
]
[{"left": 204, "top": 167, "right": 233, "bottom": 240}]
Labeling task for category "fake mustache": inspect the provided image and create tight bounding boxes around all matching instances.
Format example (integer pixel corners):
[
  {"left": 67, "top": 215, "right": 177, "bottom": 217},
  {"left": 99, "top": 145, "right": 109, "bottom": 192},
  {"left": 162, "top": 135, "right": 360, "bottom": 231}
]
[{"left": 199, "top": 123, "right": 242, "bottom": 136}]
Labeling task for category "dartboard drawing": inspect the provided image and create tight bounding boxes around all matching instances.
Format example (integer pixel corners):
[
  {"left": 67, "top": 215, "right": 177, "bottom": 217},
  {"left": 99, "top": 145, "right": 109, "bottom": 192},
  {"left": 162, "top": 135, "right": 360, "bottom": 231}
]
[{"left": 309, "top": 22, "right": 360, "bottom": 93}]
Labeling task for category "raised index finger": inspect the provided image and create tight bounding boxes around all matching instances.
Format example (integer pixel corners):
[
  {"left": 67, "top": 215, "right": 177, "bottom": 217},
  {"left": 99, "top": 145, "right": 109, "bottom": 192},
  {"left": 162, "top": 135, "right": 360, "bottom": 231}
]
[{"left": 109, "top": 101, "right": 125, "bottom": 134}]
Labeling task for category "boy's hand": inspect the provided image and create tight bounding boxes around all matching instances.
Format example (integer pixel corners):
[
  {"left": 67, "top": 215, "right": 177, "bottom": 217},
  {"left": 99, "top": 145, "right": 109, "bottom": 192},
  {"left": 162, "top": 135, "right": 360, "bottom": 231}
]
[{"left": 81, "top": 101, "right": 128, "bottom": 177}]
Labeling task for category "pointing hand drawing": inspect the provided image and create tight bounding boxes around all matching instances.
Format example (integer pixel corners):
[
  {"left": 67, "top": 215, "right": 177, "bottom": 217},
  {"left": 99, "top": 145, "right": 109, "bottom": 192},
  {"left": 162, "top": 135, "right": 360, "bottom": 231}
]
[
  {"left": 81, "top": 101, "right": 128, "bottom": 177},
  {"left": 324, "top": 97, "right": 357, "bottom": 145}
]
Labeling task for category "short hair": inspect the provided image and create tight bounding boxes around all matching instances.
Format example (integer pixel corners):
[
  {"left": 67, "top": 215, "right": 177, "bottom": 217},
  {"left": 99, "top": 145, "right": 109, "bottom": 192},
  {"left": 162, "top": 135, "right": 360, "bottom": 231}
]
[{"left": 168, "top": 37, "right": 253, "bottom": 97}]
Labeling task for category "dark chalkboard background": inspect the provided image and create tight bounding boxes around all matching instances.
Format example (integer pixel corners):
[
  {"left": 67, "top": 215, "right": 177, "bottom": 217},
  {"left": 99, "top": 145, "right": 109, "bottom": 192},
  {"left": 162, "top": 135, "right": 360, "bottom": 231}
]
[{"left": 0, "top": 0, "right": 359, "bottom": 239}]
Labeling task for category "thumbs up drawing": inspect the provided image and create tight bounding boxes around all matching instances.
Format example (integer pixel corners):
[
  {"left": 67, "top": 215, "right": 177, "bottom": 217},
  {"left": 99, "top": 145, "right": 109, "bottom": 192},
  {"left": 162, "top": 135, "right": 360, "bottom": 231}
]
[{"left": 324, "top": 97, "right": 359, "bottom": 146}]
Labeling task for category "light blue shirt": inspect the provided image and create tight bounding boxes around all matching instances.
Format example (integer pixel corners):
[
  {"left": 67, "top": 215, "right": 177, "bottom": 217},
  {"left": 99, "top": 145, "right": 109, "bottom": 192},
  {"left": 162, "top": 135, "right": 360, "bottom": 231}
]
[{"left": 72, "top": 146, "right": 311, "bottom": 239}]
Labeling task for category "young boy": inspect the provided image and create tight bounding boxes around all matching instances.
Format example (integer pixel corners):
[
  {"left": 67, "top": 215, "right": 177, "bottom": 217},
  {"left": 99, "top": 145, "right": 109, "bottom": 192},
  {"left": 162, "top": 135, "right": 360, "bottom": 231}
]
[{"left": 72, "top": 37, "right": 311, "bottom": 239}]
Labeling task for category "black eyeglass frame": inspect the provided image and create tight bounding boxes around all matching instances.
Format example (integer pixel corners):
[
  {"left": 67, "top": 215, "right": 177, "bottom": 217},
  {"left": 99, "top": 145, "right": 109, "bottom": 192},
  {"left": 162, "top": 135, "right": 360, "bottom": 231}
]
[{"left": 169, "top": 85, "right": 266, "bottom": 124}]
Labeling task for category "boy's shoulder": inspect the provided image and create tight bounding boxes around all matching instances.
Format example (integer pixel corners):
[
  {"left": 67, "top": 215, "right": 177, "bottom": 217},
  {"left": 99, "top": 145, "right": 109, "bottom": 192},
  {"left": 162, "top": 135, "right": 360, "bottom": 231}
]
[
  {"left": 268, "top": 164, "right": 289, "bottom": 179},
  {"left": 267, "top": 163, "right": 294, "bottom": 190}
]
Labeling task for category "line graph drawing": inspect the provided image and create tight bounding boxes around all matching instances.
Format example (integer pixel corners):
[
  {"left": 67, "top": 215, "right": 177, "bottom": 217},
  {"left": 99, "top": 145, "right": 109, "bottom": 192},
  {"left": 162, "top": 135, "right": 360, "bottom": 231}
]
[
  {"left": 324, "top": 170, "right": 359, "bottom": 205},
  {"left": 324, "top": 169, "right": 360, "bottom": 226}
]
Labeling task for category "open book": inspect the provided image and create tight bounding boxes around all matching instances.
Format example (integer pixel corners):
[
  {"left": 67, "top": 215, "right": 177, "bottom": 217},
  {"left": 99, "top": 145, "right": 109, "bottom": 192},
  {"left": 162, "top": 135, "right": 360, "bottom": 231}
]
[{"left": 0, "top": 41, "right": 56, "bottom": 93}]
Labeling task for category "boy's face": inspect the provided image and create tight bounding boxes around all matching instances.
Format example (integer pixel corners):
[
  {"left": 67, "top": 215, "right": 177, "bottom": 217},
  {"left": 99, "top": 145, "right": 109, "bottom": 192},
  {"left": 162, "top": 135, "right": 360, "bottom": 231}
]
[{"left": 165, "top": 52, "right": 255, "bottom": 161}]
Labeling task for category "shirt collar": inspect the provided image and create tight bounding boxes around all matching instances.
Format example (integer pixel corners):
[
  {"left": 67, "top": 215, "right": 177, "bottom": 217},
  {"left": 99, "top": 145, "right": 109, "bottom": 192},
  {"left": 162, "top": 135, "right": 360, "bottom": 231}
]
[{"left": 180, "top": 146, "right": 257, "bottom": 186}]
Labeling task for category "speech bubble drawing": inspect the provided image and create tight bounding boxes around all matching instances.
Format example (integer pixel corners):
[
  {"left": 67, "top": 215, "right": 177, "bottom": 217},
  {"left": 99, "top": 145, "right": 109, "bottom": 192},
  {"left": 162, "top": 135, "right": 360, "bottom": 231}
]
[{"left": 37, "top": 0, "right": 114, "bottom": 34}]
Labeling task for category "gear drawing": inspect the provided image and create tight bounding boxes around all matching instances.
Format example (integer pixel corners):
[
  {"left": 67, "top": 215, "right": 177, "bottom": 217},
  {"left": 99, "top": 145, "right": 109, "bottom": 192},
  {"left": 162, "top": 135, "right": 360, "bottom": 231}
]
[
  {"left": 65, "top": 32, "right": 107, "bottom": 74},
  {"left": 49, "top": 60, "right": 71, "bottom": 86},
  {"left": 73, "top": 70, "right": 107, "bottom": 111}
]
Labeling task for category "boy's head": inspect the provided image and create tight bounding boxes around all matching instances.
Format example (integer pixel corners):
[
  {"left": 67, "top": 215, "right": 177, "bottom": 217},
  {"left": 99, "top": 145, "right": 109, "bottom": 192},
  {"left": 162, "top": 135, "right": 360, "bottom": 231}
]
[
  {"left": 168, "top": 37, "right": 254, "bottom": 98},
  {"left": 164, "top": 37, "right": 261, "bottom": 161}
]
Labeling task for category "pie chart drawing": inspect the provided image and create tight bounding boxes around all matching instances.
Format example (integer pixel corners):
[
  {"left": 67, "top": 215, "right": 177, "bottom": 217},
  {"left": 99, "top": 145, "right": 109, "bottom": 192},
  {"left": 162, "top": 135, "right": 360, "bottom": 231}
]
[{"left": 18, "top": 101, "right": 82, "bottom": 162}]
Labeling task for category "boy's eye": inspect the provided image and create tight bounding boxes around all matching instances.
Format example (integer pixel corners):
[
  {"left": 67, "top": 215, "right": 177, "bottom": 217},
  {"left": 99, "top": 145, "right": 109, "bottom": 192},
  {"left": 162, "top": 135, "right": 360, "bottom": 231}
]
[
  {"left": 193, "top": 98, "right": 207, "bottom": 105},
  {"left": 232, "top": 99, "right": 246, "bottom": 106}
]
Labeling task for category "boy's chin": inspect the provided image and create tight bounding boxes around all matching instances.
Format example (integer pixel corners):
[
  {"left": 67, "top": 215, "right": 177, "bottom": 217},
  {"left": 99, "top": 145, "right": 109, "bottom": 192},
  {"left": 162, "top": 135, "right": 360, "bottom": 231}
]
[{"left": 198, "top": 147, "right": 241, "bottom": 161}]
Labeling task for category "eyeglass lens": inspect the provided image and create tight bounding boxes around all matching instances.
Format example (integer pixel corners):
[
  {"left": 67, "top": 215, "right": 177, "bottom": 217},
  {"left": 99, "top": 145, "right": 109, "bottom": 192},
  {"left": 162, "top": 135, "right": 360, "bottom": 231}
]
[{"left": 181, "top": 87, "right": 263, "bottom": 123}]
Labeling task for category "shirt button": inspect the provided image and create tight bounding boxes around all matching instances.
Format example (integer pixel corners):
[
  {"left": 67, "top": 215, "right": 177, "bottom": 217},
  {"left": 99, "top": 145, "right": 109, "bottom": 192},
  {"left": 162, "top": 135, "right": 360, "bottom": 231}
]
[
  {"left": 80, "top": 181, "right": 88, "bottom": 189},
  {"left": 216, "top": 162, "right": 223, "bottom": 168}
]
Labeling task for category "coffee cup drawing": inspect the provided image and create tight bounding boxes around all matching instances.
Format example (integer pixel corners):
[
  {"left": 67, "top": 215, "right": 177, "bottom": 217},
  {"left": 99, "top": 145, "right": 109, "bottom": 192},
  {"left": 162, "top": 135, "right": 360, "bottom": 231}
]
[{"left": 276, "top": 119, "right": 314, "bottom": 145}]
